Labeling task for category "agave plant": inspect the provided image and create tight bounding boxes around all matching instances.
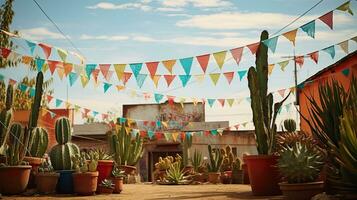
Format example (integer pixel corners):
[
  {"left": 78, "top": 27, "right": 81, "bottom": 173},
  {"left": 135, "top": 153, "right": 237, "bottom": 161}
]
[
  {"left": 165, "top": 162, "right": 184, "bottom": 184},
  {"left": 100, "top": 179, "right": 114, "bottom": 188},
  {"left": 191, "top": 149, "right": 203, "bottom": 173}
]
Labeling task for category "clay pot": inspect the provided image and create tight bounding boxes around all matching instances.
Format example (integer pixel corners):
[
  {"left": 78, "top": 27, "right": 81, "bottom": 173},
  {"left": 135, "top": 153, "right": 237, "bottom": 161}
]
[
  {"left": 208, "top": 172, "right": 221, "bottom": 184},
  {"left": 35, "top": 173, "right": 59, "bottom": 194},
  {"left": 242, "top": 163, "right": 250, "bottom": 184},
  {"left": 244, "top": 155, "right": 281, "bottom": 196},
  {"left": 24, "top": 156, "right": 43, "bottom": 188},
  {"left": 0, "top": 165, "right": 32, "bottom": 195},
  {"left": 97, "top": 160, "right": 114, "bottom": 186},
  {"left": 97, "top": 186, "right": 114, "bottom": 194},
  {"left": 111, "top": 177, "right": 124, "bottom": 194},
  {"left": 221, "top": 171, "right": 232, "bottom": 184},
  {"left": 119, "top": 165, "right": 136, "bottom": 175},
  {"left": 231, "top": 169, "right": 244, "bottom": 184},
  {"left": 279, "top": 181, "right": 324, "bottom": 200},
  {"left": 72, "top": 171, "right": 99, "bottom": 196}
]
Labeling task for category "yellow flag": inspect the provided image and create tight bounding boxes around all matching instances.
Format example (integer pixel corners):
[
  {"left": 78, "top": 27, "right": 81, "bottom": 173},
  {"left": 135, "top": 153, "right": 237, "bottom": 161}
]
[
  {"left": 268, "top": 64, "right": 275, "bottom": 75},
  {"left": 116, "top": 85, "right": 125, "bottom": 91},
  {"left": 338, "top": 40, "right": 349, "bottom": 54},
  {"left": 179, "top": 98, "right": 186, "bottom": 108},
  {"left": 41, "top": 109, "right": 48, "bottom": 117},
  {"left": 171, "top": 132, "right": 179, "bottom": 142},
  {"left": 22, "top": 56, "right": 33, "bottom": 65},
  {"left": 162, "top": 59, "right": 176, "bottom": 74},
  {"left": 290, "top": 87, "right": 296, "bottom": 95},
  {"left": 194, "top": 74, "right": 205, "bottom": 83},
  {"left": 151, "top": 75, "right": 161, "bottom": 88},
  {"left": 42, "top": 63, "right": 49, "bottom": 73},
  {"left": 283, "top": 29, "right": 298, "bottom": 46},
  {"left": 162, "top": 121, "right": 168, "bottom": 128},
  {"left": 114, "top": 64, "right": 126, "bottom": 81},
  {"left": 65, "top": 102, "right": 71, "bottom": 109},
  {"left": 57, "top": 68, "right": 64, "bottom": 80},
  {"left": 209, "top": 73, "right": 220, "bottom": 85},
  {"left": 80, "top": 75, "right": 89, "bottom": 88},
  {"left": 213, "top": 51, "right": 227, "bottom": 69},
  {"left": 278, "top": 60, "right": 289, "bottom": 72},
  {"left": 227, "top": 99, "right": 234, "bottom": 107}
]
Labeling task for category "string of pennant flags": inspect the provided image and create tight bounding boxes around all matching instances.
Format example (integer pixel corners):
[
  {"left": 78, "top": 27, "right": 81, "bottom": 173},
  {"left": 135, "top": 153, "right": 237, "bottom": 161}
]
[{"left": 0, "top": 1, "right": 354, "bottom": 84}]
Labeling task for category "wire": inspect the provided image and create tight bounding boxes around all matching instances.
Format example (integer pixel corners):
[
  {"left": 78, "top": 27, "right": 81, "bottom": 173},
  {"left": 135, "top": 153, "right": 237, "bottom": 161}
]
[{"left": 31, "top": 0, "right": 85, "bottom": 60}]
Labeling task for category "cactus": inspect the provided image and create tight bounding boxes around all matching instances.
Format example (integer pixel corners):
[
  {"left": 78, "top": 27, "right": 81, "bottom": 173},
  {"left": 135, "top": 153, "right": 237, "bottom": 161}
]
[
  {"left": 247, "top": 30, "right": 290, "bottom": 155},
  {"left": 5, "top": 123, "right": 30, "bottom": 166},
  {"left": 49, "top": 117, "right": 80, "bottom": 170},
  {"left": 191, "top": 149, "right": 203, "bottom": 172},
  {"left": 182, "top": 134, "right": 192, "bottom": 167},
  {"left": 0, "top": 84, "right": 13, "bottom": 154},
  {"left": 283, "top": 119, "right": 296, "bottom": 132},
  {"left": 220, "top": 146, "right": 237, "bottom": 171},
  {"left": 54, "top": 117, "right": 71, "bottom": 144},
  {"left": 28, "top": 127, "right": 48, "bottom": 157},
  {"left": 207, "top": 145, "right": 223, "bottom": 172},
  {"left": 28, "top": 71, "right": 43, "bottom": 131}
]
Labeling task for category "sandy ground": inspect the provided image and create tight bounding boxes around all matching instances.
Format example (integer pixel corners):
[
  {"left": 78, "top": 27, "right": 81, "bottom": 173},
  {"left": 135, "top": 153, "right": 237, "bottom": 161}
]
[{"left": 1, "top": 184, "right": 284, "bottom": 200}]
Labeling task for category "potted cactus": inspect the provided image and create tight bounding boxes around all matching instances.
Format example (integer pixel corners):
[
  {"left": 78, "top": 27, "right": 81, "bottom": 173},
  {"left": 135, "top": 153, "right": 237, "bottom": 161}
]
[
  {"left": 0, "top": 84, "right": 13, "bottom": 163},
  {"left": 245, "top": 30, "right": 290, "bottom": 195},
  {"left": 231, "top": 157, "right": 243, "bottom": 184},
  {"left": 220, "top": 146, "right": 236, "bottom": 184},
  {"left": 111, "top": 165, "right": 126, "bottom": 193},
  {"left": 72, "top": 151, "right": 99, "bottom": 196},
  {"left": 49, "top": 117, "right": 80, "bottom": 194},
  {"left": 98, "top": 179, "right": 114, "bottom": 194},
  {"left": 207, "top": 145, "right": 223, "bottom": 184},
  {"left": 86, "top": 148, "right": 113, "bottom": 190},
  {"left": 190, "top": 149, "right": 206, "bottom": 182},
  {"left": 35, "top": 156, "right": 59, "bottom": 194}
]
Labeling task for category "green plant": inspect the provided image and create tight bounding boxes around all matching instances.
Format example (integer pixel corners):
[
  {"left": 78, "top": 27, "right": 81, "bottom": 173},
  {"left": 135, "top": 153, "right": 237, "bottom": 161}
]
[
  {"left": 283, "top": 119, "right": 296, "bottom": 132},
  {"left": 276, "top": 132, "right": 316, "bottom": 152},
  {"left": 72, "top": 151, "right": 98, "bottom": 173},
  {"left": 49, "top": 117, "right": 80, "bottom": 170},
  {"left": 232, "top": 157, "right": 242, "bottom": 171},
  {"left": 108, "top": 123, "right": 143, "bottom": 166},
  {"left": 182, "top": 135, "right": 192, "bottom": 167},
  {"left": 191, "top": 149, "right": 203, "bottom": 173},
  {"left": 247, "top": 30, "right": 290, "bottom": 155},
  {"left": 5, "top": 123, "right": 30, "bottom": 166},
  {"left": 155, "top": 154, "right": 182, "bottom": 171},
  {"left": 278, "top": 141, "right": 324, "bottom": 184},
  {"left": 165, "top": 161, "right": 184, "bottom": 184},
  {"left": 221, "top": 145, "right": 235, "bottom": 171},
  {"left": 0, "top": 83, "right": 13, "bottom": 154},
  {"left": 88, "top": 148, "right": 112, "bottom": 160},
  {"left": 207, "top": 145, "right": 223, "bottom": 172},
  {"left": 112, "top": 165, "right": 126, "bottom": 178},
  {"left": 38, "top": 157, "right": 54, "bottom": 173},
  {"left": 100, "top": 179, "right": 114, "bottom": 188},
  {"left": 28, "top": 127, "right": 48, "bottom": 158}
]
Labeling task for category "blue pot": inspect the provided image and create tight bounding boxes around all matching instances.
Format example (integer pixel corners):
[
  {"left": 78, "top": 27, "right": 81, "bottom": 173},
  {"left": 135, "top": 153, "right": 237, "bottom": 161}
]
[{"left": 56, "top": 170, "right": 74, "bottom": 194}]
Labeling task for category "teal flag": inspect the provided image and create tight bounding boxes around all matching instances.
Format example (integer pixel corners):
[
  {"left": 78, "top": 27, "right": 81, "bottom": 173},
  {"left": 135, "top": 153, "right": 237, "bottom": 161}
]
[
  {"left": 154, "top": 93, "right": 164, "bottom": 103},
  {"left": 237, "top": 70, "right": 247, "bottom": 81},
  {"left": 300, "top": 21, "right": 315, "bottom": 39},
  {"left": 342, "top": 68, "right": 350, "bottom": 77},
  {"left": 262, "top": 36, "right": 279, "bottom": 53},
  {"left": 85, "top": 64, "right": 96, "bottom": 78},
  {"left": 25, "top": 40, "right": 36, "bottom": 54},
  {"left": 0, "top": 74, "right": 4, "bottom": 81},
  {"left": 19, "top": 84, "right": 27, "bottom": 92},
  {"left": 119, "top": 117, "right": 127, "bottom": 124},
  {"left": 135, "top": 74, "right": 147, "bottom": 88},
  {"left": 68, "top": 72, "right": 78, "bottom": 86},
  {"left": 35, "top": 58, "right": 45, "bottom": 72},
  {"left": 322, "top": 45, "right": 335, "bottom": 59},
  {"left": 55, "top": 99, "right": 63, "bottom": 107},
  {"left": 156, "top": 121, "right": 161, "bottom": 128},
  {"left": 148, "top": 130, "right": 154, "bottom": 139},
  {"left": 186, "top": 132, "right": 191, "bottom": 139},
  {"left": 207, "top": 99, "right": 216, "bottom": 107},
  {"left": 179, "top": 57, "right": 193, "bottom": 75},
  {"left": 179, "top": 75, "right": 191, "bottom": 87},
  {"left": 29, "top": 88, "right": 35, "bottom": 97},
  {"left": 103, "top": 82, "right": 112, "bottom": 93},
  {"left": 130, "top": 63, "right": 143, "bottom": 78},
  {"left": 210, "top": 129, "right": 218, "bottom": 135},
  {"left": 93, "top": 111, "right": 99, "bottom": 116}
]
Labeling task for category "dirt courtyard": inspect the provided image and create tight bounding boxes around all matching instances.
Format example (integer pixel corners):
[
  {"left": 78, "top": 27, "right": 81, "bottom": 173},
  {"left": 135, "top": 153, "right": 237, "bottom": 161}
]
[{"left": 1, "top": 184, "right": 284, "bottom": 200}]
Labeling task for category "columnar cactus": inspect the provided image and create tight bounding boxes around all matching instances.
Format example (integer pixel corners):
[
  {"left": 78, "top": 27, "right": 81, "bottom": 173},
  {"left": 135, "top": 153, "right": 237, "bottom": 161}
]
[
  {"left": 28, "top": 127, "right": 48, "bottom": 158},
  {"left": 49, "top": 117, "right": 80, "bottom": 170},
  {"left": 247, "top": 30, "right": 290, "bottom": 155},
  {"left": 283, "top": 119, "right": 297, "bottom": 132},
  {"left": 55, "top": 117, "right": 71, "bottom": 144},
  {"left": 207, "top": 145, "right": 223, "bottom": 172},
  {"left": 28, "top": 71, "right": 43, "bottom": 131},
  {"left": 0, "top": 84, "right": 13, "bottom": 153},
  {"left": 182, "top": 134, "right": 192, "bottom": 166},
  {"left": 6, "top": 123, "right": 30, "bottom": 166}
]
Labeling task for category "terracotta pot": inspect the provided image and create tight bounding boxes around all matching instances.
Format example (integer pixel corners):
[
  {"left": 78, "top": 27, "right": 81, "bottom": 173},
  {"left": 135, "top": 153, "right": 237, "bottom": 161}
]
[
  {"left": 208, "top": 172, "right": 221, "bottom": 184},
  {"left": 111, "top": 177, "right": 124, "bottom": 194},
  {"left": 97, "top": 186, "right": 114, "bottom": 194},
  {"left": 0, "top": 165, "right": 32, "bottom": 195},
  {"left": 244, "top": 155, "right": 281, "bottom": 196},
  {"left": 279, "top": 181, "right": 324, "bottom": 200},
  {"left": 242, "top": 163, "right": 250, "bottom": 184},
  {"left": 97, "top": 160, "right": 114, "bottom": 186},
  {"left": 231, "top": 169, "right": 244, "bottom": 184},
  {"left": 24, "top": 156, "right": 44, "bottom": 188},
  {"left": 119, "top": 165, "right": 136, "bottom": 175},
  {"left": 72, "top": 171, "right": 98, "bottom": 195},
  {"left": 36, "top": 173, "right": 59, "bottom": 194},
  {"left": 220, "top": 172, "right": 232, "bottom": 184}
]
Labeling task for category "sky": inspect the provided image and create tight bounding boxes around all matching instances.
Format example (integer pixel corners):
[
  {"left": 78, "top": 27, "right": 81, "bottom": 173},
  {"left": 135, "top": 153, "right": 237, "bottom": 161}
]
[{"left": 1, "top": 0, "right": 357, "bottom": 128}]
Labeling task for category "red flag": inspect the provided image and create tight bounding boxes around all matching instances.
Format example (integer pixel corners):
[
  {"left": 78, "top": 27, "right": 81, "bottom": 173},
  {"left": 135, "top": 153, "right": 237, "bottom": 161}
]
[
  {"left": 146, "top": 61, "right": 159, "bottom": 77},
  {"left": 181, "top": 132, "right": 185, "bottom": 141},
  {"left": 230, "top": 47, "right": 243, "bottom": 65},
  {"left": 150, "top": 121, "right": 156, "bottom": 127},
  {"left": 48, "top": 60, "right": 58, "bottom": 75},
  {"left": 140, "top": 131, "right": 147, "bottom": 138},
  {"left": 99, "top": 64, "right": 111, "bottom": 77},
  {"left": 295, "top": 56, "right": 304, "bottom": 68},
  {"left": 218, "top": 99, "right": 225, "bottom": 107},
  {"left": 47, "top": 95, "right": 53, "bottom": 103},
  {"left": 319, "top": 11, "right": 333, "bottom": 30},
  {"left": 143, "top": 121, "right": 149, "bottom": 126},
  {"left": 155, "top": 132, "right": 163, "bottom": 140},
  {"left": 308, "top": 51, "right": 319, "bottom": 64},
  {"left": 196, "top": 54, "right": 210, "bottom": 73},
  {"left": 38, "top": 43, "right": 52, "bottom": 59},
  {"left": 122, "top": 72, "right": 132, "bottom": 85},
  {"left": 223, "top": 72, "right": 234, "bottom": 84},
  {"left": 204, "top": 131, "right": 210, "bottom": 136},
  {"left": 1, "top": 48, "right": 11, "bottom": 59},
  {"left": 167, "top": 95, "right": 175, "bottom": 105},
  {"left": 246, "top": 42, "right": 259, "bottom": 55},
  {"left": 92, "top": 69, "right": 100, "bottom": 82},
  {"left": 163, "top": 75, "right": 176, "bottom": 87}
]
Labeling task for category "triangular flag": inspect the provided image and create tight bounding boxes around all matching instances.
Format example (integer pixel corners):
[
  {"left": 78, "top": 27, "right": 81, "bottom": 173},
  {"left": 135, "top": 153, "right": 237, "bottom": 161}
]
[
  {"left": 207, "top": 99, "right": 215, "bottom": 107},
  {"left": 105, "top": 70, "right": 114, "bottom": 82},
  {"left": 322, "top": 45, "right": 335, "bottom": 59},
  {"left": 230, "top": 47, "right": 243, "bottom": 65},
  {"left": 218, "top": 99, "right": 225, "bottom": 107},
  {"left": 130, "top": 63, "right": 143, "bottom": 78},
  {"left": 308, "top": 51, "right": 319, "bottom": 64},
  {"left": 246, "top": 42, "right": 259, "bottom": 55},
  {"left": 285, "top": 104, "right": 292, "bottom": 112},
  {"left": 213, "top": 51, "right": 227, "bottom": 69},
  {"left": 29, "top": 88, "right": 35, "bottom": 97},
  {"left": 68, "top": 72, "right": 78, "bottom": 86},
  {"left": 57, "top": 48, "right": 68, "bottom": 62},
  {"left": 336, "top": 1, "right": 353, "bottom": 15},
  {"left": 163, "top": 75, "right": 176, "bottom": 87},
  {"left": 295, "top": 56, "right": 304, "bottom": 68},
  {"left": 18, "top": 84, "right": 27, "bottom": 92},
  {"left": 262, "top": 36, "right": 279, "bottom": 53},
  {"left": 171, "top": 132, "right": 179, "bottom": 142},
  {"left": 92, "top": 69, "right": 100, "bottom": 82},
  {"left": 49, "top": 111, "right": 56, "bottom": 119},
  {"left": 290, "top": 87, "right": 296, "bottom": 95},
  {"left": 116, "top": 85, "right": 125, "bottom": 91},
  {"left": 35, "top": 58, "right": 45, "bottom": 72},
  {"left": 99, "top": 64, "right": 111, "bottom": 77},
  {"left": 209, "top": 73, "right": 220, "bottom": 85},
  {"left": 46, "top": 95, "right": 53, "bottom": 103},
  {"left": 162, "top": 59, "right": 176, "bottom": 74},
  {"left": 164, "top": 133, "right": 171, "bottom": 141},
  {"left": 237, "top": 70, "right": 247, "bottom": 81},
  {"left": 300, "top": 20, "right": 315, "bottom": 39},
  {"left": 211, "top": 129, "right": 218, "bottom": 135},
  {"left": 151, "top": 75, "right": 161, "bottom": 88},
  {"left": 154, "top": 93, "right": 164, "bottom": 103},
  {"left": 277, "top": 89, "right": 286, "bottom": 98},
  {"left": 155, "top": 132, "right": 162, "bottom": 140},
  {"left": 194, "top": 74, "right": 205, "bottom": 83},
  {"left": 338, "top": 40, "right": 349, "bottom": 54},
  {"left": 135, "top": 74, "right": 147, "bottom": 88},
  {"left": 319, "top": 11, "right": 333, "bottom": 30},
  {"left": 223, "top": 72, "right": 234, "bottom": 84},
  {"left": 85, "top": 64, "right": 97, "bottom": 78},
  {"left": 146, "top": 61, "right": 159, "bottom": 77},
  {"left": 38, "top": 43, "right": 52, "bottom": 59},
  {"left": 114, "top": 64, "right": 126, "bottom": 81},
  {"left": 57, "top": 68, "right": 64, "bottom": 80},
  {"left": 341, "top": 68, "right": 350, "bottom": 77},
  {"left": 278, "top": 60, "right": 289, "bottom": 71},
  {"left": 73, "top": 64, "right": 84, "bottom": 75},
  {"left": 21, "top": 55, "right": 32, "bottom": 65},
  {"left": 179, "top": 57, "right": 193, "bottom": 75},
  {"left": 47, "top": 60, "right": 58, "bottom": 75},
  {"left": 227, "top": 99, "right": 234, "bottom": 107},
  {"left": 63, "top": 63, "right": 73, "bottom": 76},
  {"left": 103, "top": 82, "right": 112, "bottom": 93},
  {"left": 41, "top": 109, "right": 48, "bottom": 117},
  {"left": 282, "top": 29, "right": 298, "bottom": 46},
  {"left": 80, "top": 75, "right": 89, "bottom": 88},
  {"left": 55, "top": 99, "right": 63, "bottom": 107},
  {"left": 122, "top": 72, "right": 132, "bottom": 85},
  {"left": 179, "top": 75, "right": 191, "bottom": 87},
  {"left": 268, "top": 64, "right": 275, "bottom": 75},
  {"left": 25, "top": 40, "right": 36, "bottom": 54},
  {"left": 196, "top": 54, "right": 210, "bottom": 73}
]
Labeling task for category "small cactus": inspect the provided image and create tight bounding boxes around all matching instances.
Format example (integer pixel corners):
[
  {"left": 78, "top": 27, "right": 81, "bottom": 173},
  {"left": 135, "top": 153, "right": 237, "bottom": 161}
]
[
  {"left": 207, "top": 145, "right": 223, "bottom": 172},
  {"left": 28, "top": 127, "right": 48, "bottom": 157},
  {"left": 0, "top": 84, "right": 13, "bottom": 154},
  {"left": 6, "top": 123, "right": 30, "bottom": 166},
  {"left": 55, "top": 117, "right": 71, "bottom": 144},
  {"left": 283, "top": 119, "right": 297, "bottom": 132}
]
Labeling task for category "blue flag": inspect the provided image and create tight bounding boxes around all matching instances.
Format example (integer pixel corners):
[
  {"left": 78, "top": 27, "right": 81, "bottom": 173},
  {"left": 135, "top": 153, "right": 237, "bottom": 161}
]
[
  {"left": 154, "top": 93, "right": 164, "bottom": 103},
  {"left": 300, "top": 20, "right": 315, "bottom": 39},
  {"left": 135, "top": 74, "right": 147, "bottom": 88},
  {"left": 322, "top": 45, "right": 335, "bottom": 59},
  {"left": 179, "top": 57, "right": 193, "bottom": 75},
  {"left": 35, "top": 58, "right": 45, "bottom": 72},
  {"left": 103, "top": 82, "right": 112, "bottom": 93},
  {"left": 207, "top": 99, "right": 216, "bottom": 107},
  {"left": 179, "top": 75, "right": 191, "bottom": 87},
  {"left": 25, "top": 40, "right": 36, "bottom": 54},
  {"left": 262, "top": 36, "right": 279, "bottom": 53},
  {"left": 55, "top": 99, "right": 63, "bottom": 107},
  {"left": 18, "top": 84, "right": 28, "bottom": 92},
  {"left": 237, "top": 70, "right": 247, "bottom": 81},
  {"left": 68, "top": 72, "right": 78, "bottom": 86},
  {"left": 29, "top": 88, "right": 35, "bottom": 97},
  {"left": 130, "top": 63, "right": 143, "bottom": 78},
  {"left": 85, "top": 64, "right": 97, "bottom": 78}
]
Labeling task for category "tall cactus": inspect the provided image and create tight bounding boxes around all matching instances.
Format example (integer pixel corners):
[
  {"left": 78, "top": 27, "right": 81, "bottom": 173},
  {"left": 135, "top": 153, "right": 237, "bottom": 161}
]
[
  {"left": 6, "top": 123, "right": 30, "bottom": 166},
  {"left": 49, "top": 117, "right": 80, "bottom": 170},
  {"left": 247, "top": 30, "right": 290, "bottom": 155},
  {"left": 28, "top": 71, "right": 43, "bottom": 130},
  {"left": 182, "top": 134, "right": 192, "bottom": 166},
  {"left": 207, "top": 145, "right": 223, "bottom": 172},
  {"left": 0, "top": 84, "right": 13, "bottom": 154},
  {"left": 28, "top": 127, "right": 48, "bottom": 157}
]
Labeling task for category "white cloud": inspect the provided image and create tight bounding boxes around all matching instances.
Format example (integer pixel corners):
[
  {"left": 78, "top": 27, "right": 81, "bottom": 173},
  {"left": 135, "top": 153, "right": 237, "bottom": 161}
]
[
  {"left": 87, "top": 2, "right": 152, "bottom": 11},
  {"left": 132, "top": 36, "right": 158, "bottom": 42},
  {"left": 80, "top": 34, "right": 129, "bottom": 41},
  {"left": 19, "top": 27, "right": 66, "bottom": 41},
  {"left": 161, "top": 0, "right": 232, "bottom": 8},
  {"left": 157, "top": 7, "right": 183, "bottom": 12},
  {"left": 166, "top": 13, "right": 192, "bottom": 17}
]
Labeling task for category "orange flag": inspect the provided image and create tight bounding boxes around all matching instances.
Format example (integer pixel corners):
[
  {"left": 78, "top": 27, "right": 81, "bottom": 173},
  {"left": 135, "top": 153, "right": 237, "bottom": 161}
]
[
  {"left": 246, "top": 42, "right": 259, "bottom": 55},
  {"left": 63, "top": 63, "right": 73, "bottom": 76},
  {"left": 146, "top": 61, "right": 159, "bottom": 77},
  {"left": 151, "top": 75, "right": 161, "bottom": 88},
  {"left": 230, "top": 47, "right": 243, "bottom": 65},
  {"left": 122, "top": 72, "right": 132, "bottom": 85},
  {"left": 162, "top": 59, "right": 176, "bottom": 74},
  {"left": 163, "top": 75, "right": 176, "bottom": 87},
  {"left": 223, "top": 72, "right": 234, "bottom": 84},
  {"left": 308, "top": 51, "right": 319, "bottom": 64},
  {"left": 38, "top": 43, "right": 52, "bottom": 59},
  {"left": 99, "top": 64, "right": 111, "bottom": 77},
  {"left": 196, "top": 54, "right": 210, "bottom": 73},
  {"left": 282, "top": 29, "right": 298, "bottom": 46}
]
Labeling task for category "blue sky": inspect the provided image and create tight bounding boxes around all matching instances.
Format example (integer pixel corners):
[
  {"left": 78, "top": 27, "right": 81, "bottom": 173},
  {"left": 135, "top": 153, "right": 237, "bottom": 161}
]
[{"left": 1, "top": 0, "right": 357, "bottom": 128}]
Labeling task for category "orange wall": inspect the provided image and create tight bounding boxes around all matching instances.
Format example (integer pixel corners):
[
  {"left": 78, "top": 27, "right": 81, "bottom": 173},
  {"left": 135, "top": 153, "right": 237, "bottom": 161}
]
[{"left": 299, "top": 54, "right": 357, "bottom": 133}]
